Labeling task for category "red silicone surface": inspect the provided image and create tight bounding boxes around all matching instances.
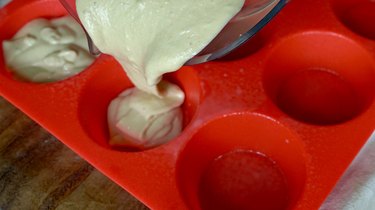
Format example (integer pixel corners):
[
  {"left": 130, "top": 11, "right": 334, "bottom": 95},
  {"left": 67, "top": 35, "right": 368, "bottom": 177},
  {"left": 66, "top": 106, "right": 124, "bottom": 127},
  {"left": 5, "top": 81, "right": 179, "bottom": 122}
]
[{"left": 0, "top": 0, "right": 374, "bottom": 209}]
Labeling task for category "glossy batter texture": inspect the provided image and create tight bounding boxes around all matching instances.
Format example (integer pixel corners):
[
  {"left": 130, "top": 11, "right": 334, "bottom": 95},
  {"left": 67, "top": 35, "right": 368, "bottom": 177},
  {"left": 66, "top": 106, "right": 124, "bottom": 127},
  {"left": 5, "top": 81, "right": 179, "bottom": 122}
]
[
  {"left": 77, "top": 0, "right": 244, "bottom": 94},
  {"left": 77, "top": 0, "right": 244, "bottom": 149}
]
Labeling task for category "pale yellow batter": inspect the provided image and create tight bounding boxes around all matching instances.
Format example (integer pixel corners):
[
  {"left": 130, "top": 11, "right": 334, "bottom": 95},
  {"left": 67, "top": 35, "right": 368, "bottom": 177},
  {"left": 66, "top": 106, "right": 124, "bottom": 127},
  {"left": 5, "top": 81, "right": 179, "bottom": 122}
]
[
  {"left": 3, "top": 16, "right": 94, "bottom": 82},
  {"left": 108, "top": 81, "right": 184, "bottom": 149},
  {"left": 77, "top": 0, "right": 244, "bottom": 148}
]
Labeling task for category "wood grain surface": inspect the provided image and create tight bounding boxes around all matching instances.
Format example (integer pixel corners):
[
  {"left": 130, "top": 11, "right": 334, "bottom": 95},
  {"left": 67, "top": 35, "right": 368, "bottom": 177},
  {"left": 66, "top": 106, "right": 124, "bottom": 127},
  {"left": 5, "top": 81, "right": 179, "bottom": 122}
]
[{"left": 0, "top": 97, "right": 148, "bottom": 210}]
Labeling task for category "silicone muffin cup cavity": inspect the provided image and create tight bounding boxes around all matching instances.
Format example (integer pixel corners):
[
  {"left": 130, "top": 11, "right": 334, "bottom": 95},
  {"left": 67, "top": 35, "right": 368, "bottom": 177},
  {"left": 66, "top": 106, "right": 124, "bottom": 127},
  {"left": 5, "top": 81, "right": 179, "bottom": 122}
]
[
  {"left": 263, "top": 31, "right": 375, "bottom": 125},
  {"left": 176, "top": 113, "right": 306, "bottom": 210},
  {"left": 331, "top": 0, "right": 375, "bottom": 40}
]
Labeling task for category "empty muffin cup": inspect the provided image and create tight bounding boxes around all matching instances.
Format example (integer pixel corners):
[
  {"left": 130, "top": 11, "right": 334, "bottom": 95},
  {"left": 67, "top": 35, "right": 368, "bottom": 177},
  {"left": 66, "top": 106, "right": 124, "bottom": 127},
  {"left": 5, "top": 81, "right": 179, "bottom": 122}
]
[
  {"left": 176, "top": 113, "right": 307, "bottom": 210},
  {"left": 263, "top": 31, "right": 375, "bottom": 125},
  {"left": 332, "top": 0, "right": 375, "bottom": 40}
]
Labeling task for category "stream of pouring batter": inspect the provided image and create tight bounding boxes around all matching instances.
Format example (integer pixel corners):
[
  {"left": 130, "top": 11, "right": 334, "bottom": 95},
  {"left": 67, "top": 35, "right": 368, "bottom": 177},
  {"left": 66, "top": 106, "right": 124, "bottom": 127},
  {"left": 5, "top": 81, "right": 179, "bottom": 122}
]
[{"left": 76, "top": 0, "right": 245, "bottom": 148}]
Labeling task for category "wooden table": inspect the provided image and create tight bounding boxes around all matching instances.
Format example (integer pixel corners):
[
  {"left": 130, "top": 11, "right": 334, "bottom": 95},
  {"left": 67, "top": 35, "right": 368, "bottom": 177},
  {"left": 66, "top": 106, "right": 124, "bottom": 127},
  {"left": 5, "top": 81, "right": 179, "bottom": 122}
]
[{"left": 0, "top": 97, "right": 148, "bottom": 210}]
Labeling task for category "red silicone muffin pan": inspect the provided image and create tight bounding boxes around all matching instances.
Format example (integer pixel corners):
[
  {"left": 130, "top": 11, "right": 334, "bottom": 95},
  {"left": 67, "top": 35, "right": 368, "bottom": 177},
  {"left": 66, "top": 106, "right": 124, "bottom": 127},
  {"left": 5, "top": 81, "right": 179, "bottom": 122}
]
[{"left": 0, "top": 0, "right": 374, "bottom": 209}]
